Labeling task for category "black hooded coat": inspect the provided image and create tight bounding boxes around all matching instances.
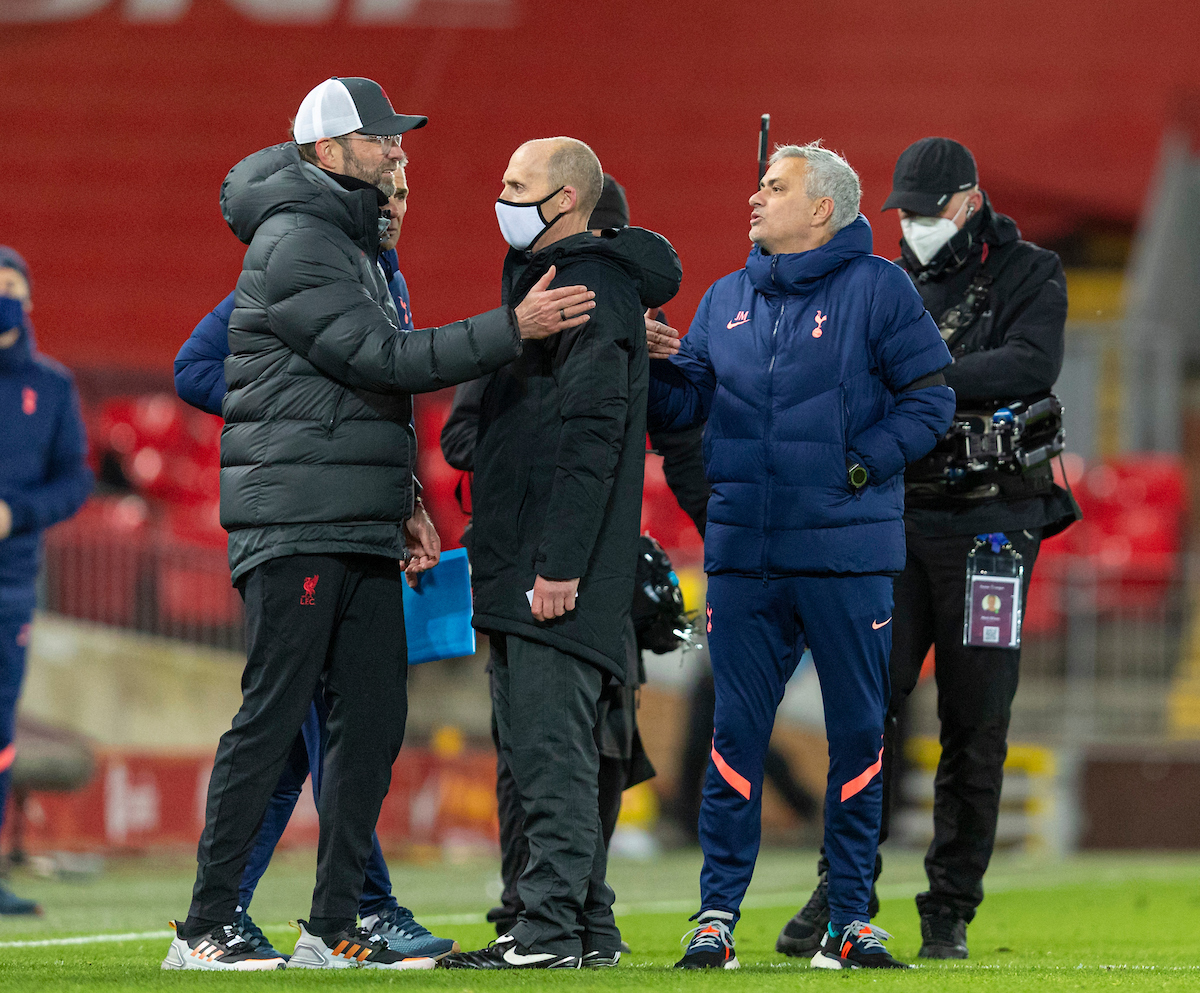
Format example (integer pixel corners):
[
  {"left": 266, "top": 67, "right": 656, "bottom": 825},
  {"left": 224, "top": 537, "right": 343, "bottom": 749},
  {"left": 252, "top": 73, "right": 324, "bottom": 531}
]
[
  {"left": 217, "top": 143, "right": 522, "bottom": 583},
  {"left": 469, "top": 227, "right": 682, "bottom": 679}
]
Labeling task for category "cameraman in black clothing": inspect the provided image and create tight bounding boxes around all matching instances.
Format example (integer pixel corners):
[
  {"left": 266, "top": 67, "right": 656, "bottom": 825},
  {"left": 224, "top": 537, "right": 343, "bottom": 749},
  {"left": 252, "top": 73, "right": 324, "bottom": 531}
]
[{"left": 779, "top": 138, "right": 1078, "bottom": 961}]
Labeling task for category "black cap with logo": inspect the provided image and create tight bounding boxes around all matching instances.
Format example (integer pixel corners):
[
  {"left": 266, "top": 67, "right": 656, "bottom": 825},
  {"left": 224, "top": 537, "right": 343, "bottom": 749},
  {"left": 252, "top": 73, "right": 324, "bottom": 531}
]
[{"left": 881, "top": 137, "right": 978, "bottom": 216}]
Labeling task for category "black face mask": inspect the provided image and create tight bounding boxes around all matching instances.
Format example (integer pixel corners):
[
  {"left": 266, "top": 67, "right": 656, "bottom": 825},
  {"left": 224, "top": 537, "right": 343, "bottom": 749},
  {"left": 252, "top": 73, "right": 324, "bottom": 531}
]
[{"left": 0, "top": 321, "right": 32, "bottom": 372}]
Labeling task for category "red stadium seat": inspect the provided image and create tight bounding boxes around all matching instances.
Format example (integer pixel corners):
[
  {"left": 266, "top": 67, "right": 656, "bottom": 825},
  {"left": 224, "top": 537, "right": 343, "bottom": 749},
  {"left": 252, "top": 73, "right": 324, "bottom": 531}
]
[{"left": 1025, "top": 454, "right": 1185, "bottom": 634}]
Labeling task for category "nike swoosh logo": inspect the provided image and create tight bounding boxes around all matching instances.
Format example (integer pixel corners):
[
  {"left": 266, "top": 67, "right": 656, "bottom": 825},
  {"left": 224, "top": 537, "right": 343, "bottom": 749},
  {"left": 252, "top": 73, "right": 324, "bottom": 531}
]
[
  {"left": 726, "top": 318, "right": 750, "bottom": 329},
  {"left": 503, "top": 949, "right": 559, "bottom": 966},
  {"left": 872, "top": 618, "right": 892, "bottom": 630}
]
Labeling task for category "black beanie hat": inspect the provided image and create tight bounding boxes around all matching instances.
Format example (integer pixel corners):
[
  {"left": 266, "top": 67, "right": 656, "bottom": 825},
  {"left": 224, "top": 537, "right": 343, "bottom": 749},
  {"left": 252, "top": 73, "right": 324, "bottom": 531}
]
[{"left": 588, "top": 173, "right": 630, "bottom": 230}]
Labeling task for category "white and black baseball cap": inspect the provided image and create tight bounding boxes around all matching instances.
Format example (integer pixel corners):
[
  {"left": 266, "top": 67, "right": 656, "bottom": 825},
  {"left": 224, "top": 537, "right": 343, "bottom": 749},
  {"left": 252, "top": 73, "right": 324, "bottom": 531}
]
[{"left": 293, "top": 77, "right": 427, "bottom": 144}]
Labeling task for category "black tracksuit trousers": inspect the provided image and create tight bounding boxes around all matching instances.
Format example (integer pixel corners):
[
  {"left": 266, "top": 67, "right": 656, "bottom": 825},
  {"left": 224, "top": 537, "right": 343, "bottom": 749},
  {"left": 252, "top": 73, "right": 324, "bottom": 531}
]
[
  {"left": 186, "top": 553, "right": 408, "bottom": 935},
  {"left": 880, "top": 529, "right": 1040, "bottom": 923},
  {"left": 489, "top": 682, "right": 631, "bottom": 931},
  {"left": 489, "top": 632, "right": 620, "bottom": 958}
]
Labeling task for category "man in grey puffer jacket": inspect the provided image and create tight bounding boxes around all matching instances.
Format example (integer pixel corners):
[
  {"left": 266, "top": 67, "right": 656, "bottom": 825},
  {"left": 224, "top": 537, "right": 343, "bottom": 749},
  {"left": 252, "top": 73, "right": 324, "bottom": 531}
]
[{"left": 165, "top": 77, "right": 595, "bottom": 973}]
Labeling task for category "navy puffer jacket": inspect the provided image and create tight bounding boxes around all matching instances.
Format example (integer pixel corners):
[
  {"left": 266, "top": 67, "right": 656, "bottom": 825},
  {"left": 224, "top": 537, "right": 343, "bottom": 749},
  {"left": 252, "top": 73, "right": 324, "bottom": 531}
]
[
  {"left": 0, "top": 305, "right": 92, "bottom": 616},
  {"left": 648, "top": 215, "right": 954, "bottom": 577}
]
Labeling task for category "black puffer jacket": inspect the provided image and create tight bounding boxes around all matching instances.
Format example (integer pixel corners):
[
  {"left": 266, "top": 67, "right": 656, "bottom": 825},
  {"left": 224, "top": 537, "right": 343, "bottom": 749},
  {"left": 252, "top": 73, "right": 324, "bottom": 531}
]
[
  {"left": 470, "top": 227, "right": 682, "bottom": 678},
  {"left": 898, "top": 194, "right": 1078, "bottom": 537},
  {"left": 219, "top": 143, "right": 521, "bottom": 583}
]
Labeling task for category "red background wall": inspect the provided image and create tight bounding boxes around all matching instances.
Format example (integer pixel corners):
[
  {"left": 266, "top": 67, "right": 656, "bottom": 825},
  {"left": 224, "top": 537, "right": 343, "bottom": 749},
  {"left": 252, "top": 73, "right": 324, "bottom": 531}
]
[{"left": 1, "top": 0, "right": 1197, "bottom": 371}]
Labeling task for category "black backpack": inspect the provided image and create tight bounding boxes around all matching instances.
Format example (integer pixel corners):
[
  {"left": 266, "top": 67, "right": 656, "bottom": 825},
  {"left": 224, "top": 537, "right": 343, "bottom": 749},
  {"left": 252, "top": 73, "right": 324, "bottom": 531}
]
[{"left": 631, "top": 533, "right": 691, "bottom": 654}]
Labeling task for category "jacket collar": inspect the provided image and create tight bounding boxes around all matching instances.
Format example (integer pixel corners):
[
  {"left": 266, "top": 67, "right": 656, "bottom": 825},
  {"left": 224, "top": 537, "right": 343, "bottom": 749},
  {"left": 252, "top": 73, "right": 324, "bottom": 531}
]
[{"left": 746, "top": 213, "right": 873, "bottom": 295}]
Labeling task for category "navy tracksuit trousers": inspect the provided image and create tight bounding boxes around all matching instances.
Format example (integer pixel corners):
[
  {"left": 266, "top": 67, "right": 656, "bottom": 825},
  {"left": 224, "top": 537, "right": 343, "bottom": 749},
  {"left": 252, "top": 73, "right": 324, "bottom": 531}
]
[
  {"left": 0, "top": 612, "right": 33, "bottom": 838},
  {"left": 700, "top": 573, "right": 892, "bottom": 931}
]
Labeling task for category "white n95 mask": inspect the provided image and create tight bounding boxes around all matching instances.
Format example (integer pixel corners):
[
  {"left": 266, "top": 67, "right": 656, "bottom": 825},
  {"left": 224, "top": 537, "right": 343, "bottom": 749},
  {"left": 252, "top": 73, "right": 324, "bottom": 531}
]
[
  {"left": 900, "top": 197, "right": 973, "bottom": 266},
  {"left": 495, "top": 186, "right": 564, "bottom": 250},
  {"left": 900, "top": 215, "right": 959, "bottom": 266}
]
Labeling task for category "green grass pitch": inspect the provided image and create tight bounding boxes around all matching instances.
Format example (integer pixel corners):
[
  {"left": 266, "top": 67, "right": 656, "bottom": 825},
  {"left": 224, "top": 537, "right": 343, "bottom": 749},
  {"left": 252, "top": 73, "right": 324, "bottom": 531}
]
[{"left": 2, "top": 847, "right": 1199, "bottom": 990}]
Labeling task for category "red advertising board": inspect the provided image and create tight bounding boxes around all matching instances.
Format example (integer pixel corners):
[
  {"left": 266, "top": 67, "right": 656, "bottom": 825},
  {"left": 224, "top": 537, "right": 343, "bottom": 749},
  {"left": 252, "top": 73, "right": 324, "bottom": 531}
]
[
  {"left": 3, "top": 747, "right": 499, "bottom": 853},
  {"left": 1, "top": 0, "right": 1197, "bottom": 373}
]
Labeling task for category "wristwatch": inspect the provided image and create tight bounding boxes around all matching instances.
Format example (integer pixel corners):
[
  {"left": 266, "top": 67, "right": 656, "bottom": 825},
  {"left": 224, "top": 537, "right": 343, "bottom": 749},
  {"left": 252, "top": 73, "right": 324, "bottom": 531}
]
[{"left": 847, "top": 460, "right": 869, "bottom": 490}]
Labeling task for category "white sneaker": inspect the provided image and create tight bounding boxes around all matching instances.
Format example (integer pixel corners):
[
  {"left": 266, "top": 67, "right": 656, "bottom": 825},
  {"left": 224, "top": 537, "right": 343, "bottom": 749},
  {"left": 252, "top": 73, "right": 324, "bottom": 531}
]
[
  {"left": 161, "top": 920, "right": 286, "bottom": 971},
  {"left": 287, "top": 919, "right": 436, "bottom": 970}
]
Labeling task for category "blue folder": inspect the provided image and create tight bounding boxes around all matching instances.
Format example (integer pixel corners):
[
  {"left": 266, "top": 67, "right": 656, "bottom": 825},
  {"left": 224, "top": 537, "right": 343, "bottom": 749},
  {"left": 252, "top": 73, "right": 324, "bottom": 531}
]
[{"left": 402, "top": 547, "right": 476, "bottom": 664}]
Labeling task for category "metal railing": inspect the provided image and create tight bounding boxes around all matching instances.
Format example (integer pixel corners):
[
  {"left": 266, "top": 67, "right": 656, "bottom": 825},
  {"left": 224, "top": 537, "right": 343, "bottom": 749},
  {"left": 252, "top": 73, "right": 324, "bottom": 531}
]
[{"left": 39, "top": 500, "right": 244, "bottom": 652}]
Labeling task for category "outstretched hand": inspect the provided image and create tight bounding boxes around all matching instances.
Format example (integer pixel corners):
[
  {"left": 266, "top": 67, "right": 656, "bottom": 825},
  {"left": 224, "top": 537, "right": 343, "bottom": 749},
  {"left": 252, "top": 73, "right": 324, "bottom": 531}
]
[
  {"left": 514, "top": 266, "right": 595, "bottom": 340},
  {"left": 646, "top": 309, "right": 681, "bottom": 359}
]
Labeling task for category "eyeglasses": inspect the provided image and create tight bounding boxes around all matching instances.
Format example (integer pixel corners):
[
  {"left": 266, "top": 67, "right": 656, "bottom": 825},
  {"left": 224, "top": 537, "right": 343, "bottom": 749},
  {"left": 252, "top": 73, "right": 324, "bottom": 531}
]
[{"left": 345, "top": 133, "right": 403, "bottom": 153}]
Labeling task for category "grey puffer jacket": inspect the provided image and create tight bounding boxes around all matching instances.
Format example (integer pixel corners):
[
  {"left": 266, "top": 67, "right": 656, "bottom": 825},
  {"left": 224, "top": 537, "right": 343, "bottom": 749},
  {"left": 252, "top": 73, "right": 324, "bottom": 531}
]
[{"left": 218, "top": 143, "right": 521, "bottom": 583}]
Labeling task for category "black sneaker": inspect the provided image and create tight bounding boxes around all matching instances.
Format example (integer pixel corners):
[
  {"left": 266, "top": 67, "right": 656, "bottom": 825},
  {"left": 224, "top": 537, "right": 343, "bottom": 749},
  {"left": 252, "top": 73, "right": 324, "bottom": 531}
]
[
  {"left": 0, "top": 882, "right": 41, "bottom": 917},
  {"left": 674, "top": 910, "right": 738, "bottom": 969},
  {"left": 161, "top": 920, "right": 287, "bottom": 971},
  {"left": 776, "top": 870, "right": 829, "bottom": 956},
  {"left": 439, "top": 933, "right": 580, "bottom": 969},
  {"left": 288, "top": 919, "right": 435, "bottom": 970},
  {"left": 919, "top": 910, "right": 968, "bottom": 959},
  {"left": 582, "top": 949, "right": 621, "bottom": 967},
  {"left": 811, "top": 920, "right": 910, "bottom": 970},
  {"left": 234, "top": 909, "right": 288, "bottom": 962}
]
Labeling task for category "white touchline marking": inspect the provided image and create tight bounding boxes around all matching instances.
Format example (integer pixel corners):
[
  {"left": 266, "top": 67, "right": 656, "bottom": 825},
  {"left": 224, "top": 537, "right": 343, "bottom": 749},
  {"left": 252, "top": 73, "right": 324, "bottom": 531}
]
[
  {"left": 0, "top": 930, "right": 173, "bottom": 948},
  {"left": 6, "top": 862, "right": 1200, "bottom": 951}
]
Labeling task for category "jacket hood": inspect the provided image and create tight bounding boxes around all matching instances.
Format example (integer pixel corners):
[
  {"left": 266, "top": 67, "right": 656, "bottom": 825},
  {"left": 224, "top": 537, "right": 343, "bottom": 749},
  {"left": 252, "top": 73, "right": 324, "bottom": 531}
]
[
  {"left": 599, "top": 226, "right": 682, "bottom": 309},
  {"left": 219, "top": 143, "right": 381, "bottom": 249},
  {"left": 512, "top": 226, "right": 682, "bottom": 309},
  {"left": 898, "top": 191, "right": 1020, "bottom": 275},
  {"left": 746, "top": 213, "right": 873, "bottom": 295}
]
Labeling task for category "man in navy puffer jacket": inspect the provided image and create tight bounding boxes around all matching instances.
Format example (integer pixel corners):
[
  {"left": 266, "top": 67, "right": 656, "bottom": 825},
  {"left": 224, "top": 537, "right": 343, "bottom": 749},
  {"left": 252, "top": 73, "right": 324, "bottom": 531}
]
[
  {"left": 647, "top": 143, "right": 954, "bottom": 970},
  {"left": 0, "top": 246, "right": 92, "bottom": 916}
]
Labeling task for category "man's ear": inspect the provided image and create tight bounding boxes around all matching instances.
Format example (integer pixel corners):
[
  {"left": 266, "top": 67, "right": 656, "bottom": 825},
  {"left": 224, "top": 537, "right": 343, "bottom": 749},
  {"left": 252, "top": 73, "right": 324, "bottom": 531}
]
[
  {"left": 315, "top": 137, "right": 342, "bottom": 171},
  {"left": 813, "top": 195, "right": 835, "bottom": 227},
  {"left": 559, "top": 185, "right": 579, "bottom": 215}
]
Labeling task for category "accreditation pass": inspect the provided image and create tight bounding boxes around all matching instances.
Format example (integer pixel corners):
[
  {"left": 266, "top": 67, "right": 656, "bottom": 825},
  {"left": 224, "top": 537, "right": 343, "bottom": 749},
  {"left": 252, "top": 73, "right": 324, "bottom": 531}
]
[{"left": 964, "top": 574, "right": 1021, "bottom": 649}]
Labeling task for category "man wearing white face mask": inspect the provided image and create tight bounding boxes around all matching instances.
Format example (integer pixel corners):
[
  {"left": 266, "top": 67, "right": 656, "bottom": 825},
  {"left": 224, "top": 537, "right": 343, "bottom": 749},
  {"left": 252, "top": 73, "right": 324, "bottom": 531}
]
[
  {"left": 442, "top": 138, "right": 680, "bottom": 970},
  {"left": 778, "top": 137, "right": 1078, "bottom": 963}
]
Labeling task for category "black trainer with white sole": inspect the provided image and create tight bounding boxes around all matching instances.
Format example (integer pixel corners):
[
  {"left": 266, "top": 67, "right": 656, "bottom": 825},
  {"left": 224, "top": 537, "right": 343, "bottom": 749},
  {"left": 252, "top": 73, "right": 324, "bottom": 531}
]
[
  {"left": 674, "top": 910, "right": 739, "bottom": 969},
  {"left": 161, "top": 920, "right": 287, "bottom": 971},
  {"left": 811, "top": 920, "right": 910, "bottom": 970},
  {"left": 582, "top": 948, "right": 621, "bottom": 968},
  {"left": 288, "top": 919, "right": 435, "bottom": 970},
  {"left": 439, "top": 933, "right": 580, "bottom": 969}
]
